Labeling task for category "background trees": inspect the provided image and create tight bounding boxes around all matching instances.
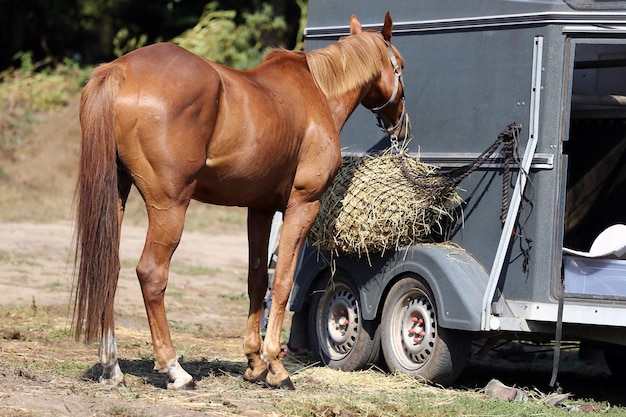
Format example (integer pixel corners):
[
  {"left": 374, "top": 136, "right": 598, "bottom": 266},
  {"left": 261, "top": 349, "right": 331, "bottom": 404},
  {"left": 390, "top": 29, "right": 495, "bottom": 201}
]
[{"left": 0, "top": 0, "right": 305, "bottom": 71}]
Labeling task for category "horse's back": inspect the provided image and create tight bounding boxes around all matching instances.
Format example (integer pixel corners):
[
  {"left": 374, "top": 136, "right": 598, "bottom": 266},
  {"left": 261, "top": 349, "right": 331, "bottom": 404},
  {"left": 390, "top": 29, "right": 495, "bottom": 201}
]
[
  {"left": 116, "top": 42, "right": 212, "bottom": 74},
  {"left": 114, "top": 42, "right": 221, "bottom": 102}
]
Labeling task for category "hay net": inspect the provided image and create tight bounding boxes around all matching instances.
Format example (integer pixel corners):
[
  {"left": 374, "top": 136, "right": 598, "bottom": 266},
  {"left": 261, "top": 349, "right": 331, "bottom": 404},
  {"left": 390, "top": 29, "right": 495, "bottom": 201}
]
[
  {"left": 308, "top": 148, "right": 462, "bottom": 257},
  {"left": 308, "top": 123, "right": 522, "bottom": 257}
]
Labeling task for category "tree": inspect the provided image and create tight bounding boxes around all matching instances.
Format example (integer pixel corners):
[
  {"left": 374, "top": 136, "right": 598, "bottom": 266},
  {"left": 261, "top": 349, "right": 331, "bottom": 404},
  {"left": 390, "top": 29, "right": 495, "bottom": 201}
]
[
  {"left": 172, "top": 2, "right": 287, "bottom": 69},
  {"left": 0, "top": 0, "right": 306, "bottom": 71}
]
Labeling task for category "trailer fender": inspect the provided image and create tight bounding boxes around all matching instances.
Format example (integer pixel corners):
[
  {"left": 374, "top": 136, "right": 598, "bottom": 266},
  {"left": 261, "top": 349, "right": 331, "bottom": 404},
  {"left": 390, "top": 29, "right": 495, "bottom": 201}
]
[
  {"left": 362, "top": 245, "right": 489, "bottom": 331},
  {"left": 290, "top": 243, "right": 489, "bottom": 332}
]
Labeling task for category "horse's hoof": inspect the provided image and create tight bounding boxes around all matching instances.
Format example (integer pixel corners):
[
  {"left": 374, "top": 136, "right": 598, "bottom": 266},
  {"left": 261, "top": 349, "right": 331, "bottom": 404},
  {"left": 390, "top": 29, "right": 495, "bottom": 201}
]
[
  {"left": 167, "top": 378, "right": 196, "bottom": 390},
  {"left": 276, "top": 377, "right": 295, "bottom": 390},
  {"left": 163, "top": 359, "right": 194, "bottom": 389},
  {"left": 244, "top": 367, "right": 268, "bottom": 384},
  {"left": 99, "top": 377, "right": 125, "bottom": 387},
  {"left": 265, "top": 372, "right": 295, "bottom": 390},
  {"left": 99, "top": 368, "right": 125, "bottom": 387}
]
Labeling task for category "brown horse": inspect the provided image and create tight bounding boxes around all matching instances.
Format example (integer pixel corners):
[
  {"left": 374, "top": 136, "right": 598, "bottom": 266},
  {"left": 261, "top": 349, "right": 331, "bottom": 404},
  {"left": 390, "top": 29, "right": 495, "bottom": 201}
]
[{"left": 73, "top": 12, "right": 407, "bottom": 390}]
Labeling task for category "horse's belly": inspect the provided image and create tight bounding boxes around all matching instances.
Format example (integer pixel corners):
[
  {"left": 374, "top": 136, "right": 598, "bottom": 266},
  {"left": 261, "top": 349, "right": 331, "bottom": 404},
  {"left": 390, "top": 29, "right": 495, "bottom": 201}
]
[{"left": 191, "top": 162, "right": 291, "bottom": 210}]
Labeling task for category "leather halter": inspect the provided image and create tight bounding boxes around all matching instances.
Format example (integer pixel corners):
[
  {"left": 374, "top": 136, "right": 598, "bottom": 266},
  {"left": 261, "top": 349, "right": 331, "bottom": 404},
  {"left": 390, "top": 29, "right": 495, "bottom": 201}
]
[{"left": 370, "top": 42, "right": 408, "bottom": 142}]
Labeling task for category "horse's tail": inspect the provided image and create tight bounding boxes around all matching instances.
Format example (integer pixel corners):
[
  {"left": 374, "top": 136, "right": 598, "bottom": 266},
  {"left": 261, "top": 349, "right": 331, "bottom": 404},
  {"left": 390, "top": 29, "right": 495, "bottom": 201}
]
[{"left": 73, "top": 63, "right": 126, "bottom": 343}]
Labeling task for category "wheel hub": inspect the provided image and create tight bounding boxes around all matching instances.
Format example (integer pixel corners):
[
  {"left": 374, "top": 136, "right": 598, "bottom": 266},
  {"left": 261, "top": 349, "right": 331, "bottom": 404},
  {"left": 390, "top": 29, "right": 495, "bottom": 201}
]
[
  {"left": 324, "top": 288, "right": 358, "bottom": 354},
  {"left": 399, "top": 296, "right": 436, "bottom": 364}
]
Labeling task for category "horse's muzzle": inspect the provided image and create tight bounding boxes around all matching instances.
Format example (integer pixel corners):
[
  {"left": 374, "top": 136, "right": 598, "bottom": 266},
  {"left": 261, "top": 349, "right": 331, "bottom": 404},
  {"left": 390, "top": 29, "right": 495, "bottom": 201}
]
[{"left": 398, "top": 112, "right": 411, "bottom": 141}]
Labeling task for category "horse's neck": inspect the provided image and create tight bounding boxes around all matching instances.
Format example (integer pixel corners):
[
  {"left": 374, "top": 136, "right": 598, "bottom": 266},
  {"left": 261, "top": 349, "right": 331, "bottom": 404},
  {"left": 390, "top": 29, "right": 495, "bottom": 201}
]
[{"left": 327, "top": 88, "right": 366, "bottom": 133}]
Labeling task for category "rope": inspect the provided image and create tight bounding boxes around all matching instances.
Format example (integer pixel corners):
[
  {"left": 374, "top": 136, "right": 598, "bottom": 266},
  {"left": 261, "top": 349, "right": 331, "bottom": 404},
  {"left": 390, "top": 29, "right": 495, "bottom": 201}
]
[
  {"left": 499, "top": 125, "right": 519, "bottom": 224},
  {"left": 392, "top": 123, "right": 533, "bottom": 269},
  {"left": 395, "top": 123, "right": 522, "bottom": 192}
]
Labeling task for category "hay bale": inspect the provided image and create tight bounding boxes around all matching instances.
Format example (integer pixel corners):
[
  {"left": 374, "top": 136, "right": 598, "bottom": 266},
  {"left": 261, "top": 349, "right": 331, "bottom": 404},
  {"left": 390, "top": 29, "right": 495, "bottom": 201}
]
[{"left": 309, "top": 151, "right": 462, "bottom": 256}]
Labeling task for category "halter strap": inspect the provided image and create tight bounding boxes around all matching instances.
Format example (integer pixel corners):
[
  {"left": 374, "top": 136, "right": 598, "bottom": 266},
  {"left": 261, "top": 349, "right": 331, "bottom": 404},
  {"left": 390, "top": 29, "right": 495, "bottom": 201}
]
[
  {"left": 370, "top": 43, "right": 404, "bottom": 112},
  {"left": 369, "top": 42, "right": 408, "bottom": 147}
]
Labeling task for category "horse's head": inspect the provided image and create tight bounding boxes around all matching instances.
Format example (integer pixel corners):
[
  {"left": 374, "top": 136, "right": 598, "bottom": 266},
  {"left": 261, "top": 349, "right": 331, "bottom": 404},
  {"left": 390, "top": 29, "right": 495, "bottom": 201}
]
[{"left": 352, "top": 12, "right": 411, "bottom": 145}]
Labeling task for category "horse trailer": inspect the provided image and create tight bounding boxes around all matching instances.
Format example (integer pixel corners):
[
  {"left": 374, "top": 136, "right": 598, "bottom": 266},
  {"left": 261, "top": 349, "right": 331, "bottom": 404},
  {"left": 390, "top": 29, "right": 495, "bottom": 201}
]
[{"left": 286, "top": 0, "right": 626, "bottom": 385}]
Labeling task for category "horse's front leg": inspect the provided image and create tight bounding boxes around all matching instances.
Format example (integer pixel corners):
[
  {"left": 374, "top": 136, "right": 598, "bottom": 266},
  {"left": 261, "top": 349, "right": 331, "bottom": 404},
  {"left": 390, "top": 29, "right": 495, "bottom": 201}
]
[
  {"left": 243, "top": 208, "right": 274, "bottom": 384},
  {"left": 263, "top": 200, "right": 321, "bottom": 389}
]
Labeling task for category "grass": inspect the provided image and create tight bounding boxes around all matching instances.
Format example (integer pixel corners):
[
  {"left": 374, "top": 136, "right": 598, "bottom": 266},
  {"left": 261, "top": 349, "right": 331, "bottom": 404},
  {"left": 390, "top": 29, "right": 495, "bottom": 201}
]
[
  {"left": 0, "top": 186, "right": 72, "bottom": 223},
  {"left": 1, "top": 306, "right": 71, "bottom": 343},
  {"left": 218, "top": 292, "right": 247, "bottom": 301},
  {"left": 43, "top": 280, "right": 64, "bottom": 290},
  {"left": 170, "top": 264, "right": 220, "bottom": 277},
  {"left": 1, "top": 304, "right": 624, "bottom": 417},
  {"left": 0, "top": 249, "right": 11, "bottom": 262},
  {"left": 106, "top": 405, "right": 150, "bottom": 417}
]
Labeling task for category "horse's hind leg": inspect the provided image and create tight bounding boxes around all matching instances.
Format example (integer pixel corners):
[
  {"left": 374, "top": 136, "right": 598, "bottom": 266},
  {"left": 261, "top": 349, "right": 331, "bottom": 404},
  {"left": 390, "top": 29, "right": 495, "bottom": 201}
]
[
  {"left": 99, "top": 171, "right": 132, "bottom": 386},
  {"left": 99, "top": 328, "right": 124, "bottom": 385},
  {"left": 136, "top": 187, "right": 195, "bottom": 390}
]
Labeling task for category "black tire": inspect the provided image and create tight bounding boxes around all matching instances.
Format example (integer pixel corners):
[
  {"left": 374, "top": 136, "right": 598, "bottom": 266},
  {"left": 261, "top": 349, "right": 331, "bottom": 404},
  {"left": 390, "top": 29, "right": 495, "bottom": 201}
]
[
  {"left": 380, "top": 276, "right": 470, "bottom": 386},
  {"left": 308, "top": 272, "right": 381, "bottom": 370}
]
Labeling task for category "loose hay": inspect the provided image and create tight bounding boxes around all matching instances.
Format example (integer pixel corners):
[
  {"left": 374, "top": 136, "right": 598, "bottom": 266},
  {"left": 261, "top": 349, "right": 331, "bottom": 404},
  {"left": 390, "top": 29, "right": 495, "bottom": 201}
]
[{"left": 309, "top": 151, "right": 462, "bottom": 256}]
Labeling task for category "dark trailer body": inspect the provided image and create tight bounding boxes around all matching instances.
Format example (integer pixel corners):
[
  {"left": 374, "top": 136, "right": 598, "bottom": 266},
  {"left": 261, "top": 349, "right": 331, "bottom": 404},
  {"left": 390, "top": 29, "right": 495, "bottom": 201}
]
[{"left": 287, "top": 0, "right": 626, "bottom": 384}]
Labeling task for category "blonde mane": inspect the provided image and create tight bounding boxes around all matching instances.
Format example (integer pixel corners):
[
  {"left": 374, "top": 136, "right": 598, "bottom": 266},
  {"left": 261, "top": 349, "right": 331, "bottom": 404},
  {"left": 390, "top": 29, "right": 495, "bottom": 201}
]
[{"left": 305, "top": 32, "right": 390, "bottom": 99}]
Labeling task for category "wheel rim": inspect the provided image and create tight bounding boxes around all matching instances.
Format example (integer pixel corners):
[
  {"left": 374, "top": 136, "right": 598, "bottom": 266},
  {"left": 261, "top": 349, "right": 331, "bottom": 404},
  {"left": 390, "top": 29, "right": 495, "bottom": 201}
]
[
  {"left": 317, "top": 281, "right": 360, "bottom": 361},
  {"left": 389, "top": 288, "right": 437, "bottom": 370}
]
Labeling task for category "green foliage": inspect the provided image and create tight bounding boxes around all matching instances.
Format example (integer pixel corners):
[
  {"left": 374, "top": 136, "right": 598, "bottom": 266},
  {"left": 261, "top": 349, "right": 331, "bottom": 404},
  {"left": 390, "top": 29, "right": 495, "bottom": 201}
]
[
  {"left": 0, "top": 52, "right": 89, "bottom": 155},
  {"left": 172, "top": 2, "right": 287, "bottom": 70},
  {"left": 113, "top": 28, "right": 150, "bottom": 58},
  {"left": 294, "top": 0, "right": 308, "bottom": 51}
]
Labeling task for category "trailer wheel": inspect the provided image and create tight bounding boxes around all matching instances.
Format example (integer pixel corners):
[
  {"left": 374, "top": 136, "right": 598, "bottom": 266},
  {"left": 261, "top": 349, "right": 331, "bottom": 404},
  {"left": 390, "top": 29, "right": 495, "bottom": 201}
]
[
  {"left": 381, "top": 276, "right": 469, "bottom": 386},
  {"left": 308, "top": 272, "right": 380, "bottom": 370}
]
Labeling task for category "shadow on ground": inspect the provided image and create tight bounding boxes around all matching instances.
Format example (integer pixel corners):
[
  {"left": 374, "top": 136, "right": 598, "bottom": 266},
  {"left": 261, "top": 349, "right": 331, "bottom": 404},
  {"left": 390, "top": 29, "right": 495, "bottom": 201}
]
[
  {"left": 85, "top": 358, "right": 250, "bottom": 389},
  {"left": 456, "top": 341, "right": 626, "bottom": 407}
]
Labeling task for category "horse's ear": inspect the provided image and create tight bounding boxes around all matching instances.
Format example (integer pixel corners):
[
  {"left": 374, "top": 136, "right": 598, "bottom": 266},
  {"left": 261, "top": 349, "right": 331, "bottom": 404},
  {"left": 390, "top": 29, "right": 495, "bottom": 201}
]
[
  {"left": 350, "top": 14, "right": 362, "bottom": 35},
  {"left": 382, "top": 11, "right": 393, "bottom": 41}
]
